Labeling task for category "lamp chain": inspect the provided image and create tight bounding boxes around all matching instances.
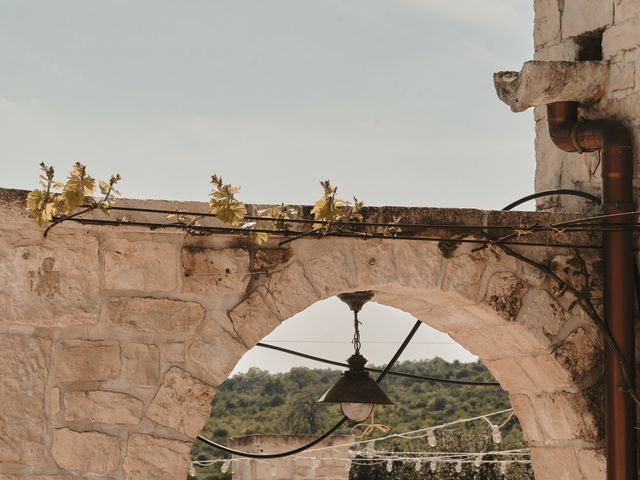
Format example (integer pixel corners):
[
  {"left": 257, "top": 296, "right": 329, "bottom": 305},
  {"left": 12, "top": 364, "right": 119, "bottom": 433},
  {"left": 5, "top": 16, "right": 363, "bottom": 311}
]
[{"left": 352, "top": 310, "right": 362, "bottom": 354}]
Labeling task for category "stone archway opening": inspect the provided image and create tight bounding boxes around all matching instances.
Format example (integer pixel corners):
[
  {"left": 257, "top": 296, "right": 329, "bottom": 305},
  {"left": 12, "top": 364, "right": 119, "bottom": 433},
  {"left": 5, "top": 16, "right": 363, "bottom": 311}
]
[{"left": 191, "top": 295, "right": 521, "bottom": 479}]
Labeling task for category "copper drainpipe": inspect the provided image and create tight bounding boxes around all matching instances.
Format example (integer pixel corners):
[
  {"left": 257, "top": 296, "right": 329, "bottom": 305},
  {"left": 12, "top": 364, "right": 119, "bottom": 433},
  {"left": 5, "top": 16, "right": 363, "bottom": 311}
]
[{"left": 547, "top": 101, "right": 637, "bottom": 480}]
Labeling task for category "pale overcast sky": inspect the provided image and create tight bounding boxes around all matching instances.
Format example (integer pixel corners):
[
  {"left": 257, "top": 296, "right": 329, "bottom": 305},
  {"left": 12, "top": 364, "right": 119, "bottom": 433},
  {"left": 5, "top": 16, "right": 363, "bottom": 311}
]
[{"left": 0, "top": 0, "right": 535, "bottom": 372}]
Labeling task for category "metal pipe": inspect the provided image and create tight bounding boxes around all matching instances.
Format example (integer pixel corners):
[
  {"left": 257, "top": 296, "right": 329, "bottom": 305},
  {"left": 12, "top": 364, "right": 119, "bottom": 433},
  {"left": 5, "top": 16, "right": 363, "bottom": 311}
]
[{"left": 547, "top": 101, "right": 637, "bottom": 480}]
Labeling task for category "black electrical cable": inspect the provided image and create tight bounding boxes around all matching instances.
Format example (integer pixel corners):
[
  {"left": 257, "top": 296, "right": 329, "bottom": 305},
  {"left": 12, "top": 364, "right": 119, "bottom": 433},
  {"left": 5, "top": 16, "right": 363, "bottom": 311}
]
[
  {"left": 502, "top": 189, "right": 601, "bottom": 211},
  {"left": 196, "top": 320, "right": 423, "bottom": 459},
  {"left": 256, "top": 342, "right": 499, "bottom": 387}
]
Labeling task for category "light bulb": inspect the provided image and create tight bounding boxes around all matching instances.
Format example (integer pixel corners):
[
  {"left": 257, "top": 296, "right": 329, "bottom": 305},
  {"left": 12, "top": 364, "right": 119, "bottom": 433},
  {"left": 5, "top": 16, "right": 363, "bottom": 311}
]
[
  {"left": 311, "top": 459, "right": 320, "bottom": 471},
  {"left": 341, "top": 402, "right": 375, "bottom": 423},
  {"left": 386, "top": 460, "right": 393, "bottom": 473},
  {"left": 427, "top": 429, "right": 437, "bottom": 448},
  {"left": 491, "top": 425, "right": 503, "bottom": 444},
  {"left": 500, "top": 461, "right": 508, "bottom": 475},
  {"left": 430, "top": 461, "right": 437, "bottom": 472},
  {"left": 189, "top": 465, "right": 196, "bottom": 477},
  {"left": 271, "top": 464, "right": 277, "bottom": 477},
  {"left": 221, "top": 459, "right": 231, "bottom": 473},
  {"left": 474, "top": 454, "right": 484, "bottom": 468},
  {"left": 414, "top": 459, "right": 422, "bottom": 472},
  {"left": 366, "top": 442, "right": 376, "bottom": 459},
  {"left": 455, "top": 461, "right": 463, "bottom": 473}
]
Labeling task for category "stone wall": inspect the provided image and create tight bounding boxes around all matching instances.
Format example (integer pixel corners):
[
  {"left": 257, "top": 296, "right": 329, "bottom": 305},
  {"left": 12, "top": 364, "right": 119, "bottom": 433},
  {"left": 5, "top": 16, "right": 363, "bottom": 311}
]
[
  {"left": 0, "top": 188, "right": 608, "bottom": 479},
  {"left": 533, "top": 0, "right": 640, "bottom": 212},
  {"left": 229, "top": 435, "right": 352, "bottom": 480}
]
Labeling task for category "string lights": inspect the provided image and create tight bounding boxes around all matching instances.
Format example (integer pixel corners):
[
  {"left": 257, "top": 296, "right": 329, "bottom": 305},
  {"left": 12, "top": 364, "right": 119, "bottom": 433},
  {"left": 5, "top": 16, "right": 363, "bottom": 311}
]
[{"left": 192, "top": 408, "right": 530, "bottom": 476}]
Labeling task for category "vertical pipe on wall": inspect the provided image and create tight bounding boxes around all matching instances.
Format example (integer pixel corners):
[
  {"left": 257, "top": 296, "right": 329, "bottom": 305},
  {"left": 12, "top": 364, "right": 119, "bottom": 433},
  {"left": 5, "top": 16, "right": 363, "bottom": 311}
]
[{"left": 547, "top": 101, "right": 637, "bottom": 480}]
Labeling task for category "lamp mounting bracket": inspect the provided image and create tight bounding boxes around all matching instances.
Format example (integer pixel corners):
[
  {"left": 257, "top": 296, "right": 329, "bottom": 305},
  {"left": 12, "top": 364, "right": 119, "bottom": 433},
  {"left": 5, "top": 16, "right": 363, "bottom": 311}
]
[{"left": 338, "top": 291, "right": 374, "bottom": 313}]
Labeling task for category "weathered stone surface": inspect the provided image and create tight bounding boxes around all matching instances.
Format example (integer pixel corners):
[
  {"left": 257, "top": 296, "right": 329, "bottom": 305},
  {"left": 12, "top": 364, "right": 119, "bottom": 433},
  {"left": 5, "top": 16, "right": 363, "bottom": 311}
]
[
  {"left": 161, "top": 342, "right": 185, "bottom": 363},
  {"left": 441, "top": 254, "right": 486, "bottom": 304},
  {"left": 230, "top": 292, "right": 282, "bottom": 348},
  {"left": 509, "top": 394, "right": 545, "bottom": 443},
  {"left": 268, "top": 262, "right": 319, "bottom": 319},
  {"left": 353, "top": 241, "right": 397, "bottom": 288},
  {"left": 54, "top": 341, "right": 121, "bottom": 383},
  {"left": 603, "top": 17, "right": 640, "bottom": 58},
  {"left": 562, "top": 0, "right": 613, "bottom": 38},
  {"left": 576, "top": 449, "right": 606, "bottom": 480},
  {"left": 181, "top": 246, "right": 250, "bottom": 294},
  {"left": 555, "top": 327, "right": 601, "bottom": 384},
  {"left": 301, "top": 248, "right": 357, "bottom": 297},
  {"left": 494, "top": 61, "right": 609, "bottom": 112},
  {"left": 121, "top": 343, "right": 160, "bottom": 387},
  {"left": 104, "top": 238, "right": 177, "bottom": 291},
  {"left": 64, "top": 391, "right": 144, "bottom": 424},
  {"left": 123, "top": 434, "right": 191, "bottom": 480},
  {"left": 107, "top": 297, "right": 205, "bottom": 334},
  {"left": 392, "top": 242, "right": 445, "bottom": 290},
  {"left": 146, "top": 367, "right": 216, "bottom": 437},
  {"left": 0, "top": 234, "right": 100, "bottom": 326},
  {"left": 0, "top": 334, "right": 50, "bottom": 466},
  {"left": 615, "top": 0, "right": 640, "bottom": 23},
  {"left": 529, "top": 392, "right": 598, "bottom": 441},
  {"left": 530, "top": 446, "right": 582, "bottom": 480},
  {"left": 189, "top": 315, "right": 246, "bottom": 383},
  {"left": 534, "top": 0, "right": 562, "bottom": 46},
  {"left": 51, "top": 428, "right": 120, "bottom": 472},
  {"left": 534, "top": 39, "right": 580, "bottom": 61},
  {"left": 519, "top": 354, "right": 575, "bottom": 393},
  {"left": 49, "top": 387, "right": 61, "bottom": 416},
  {"left": 516, "top": 289, "right": 567, "bottom": 347},
  {"left": 483, "top": 272, "right": 528, "bottom": 320}
]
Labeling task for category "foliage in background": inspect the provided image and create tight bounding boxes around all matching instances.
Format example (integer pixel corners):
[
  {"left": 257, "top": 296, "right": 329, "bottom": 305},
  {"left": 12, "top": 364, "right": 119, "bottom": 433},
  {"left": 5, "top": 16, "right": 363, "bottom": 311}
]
[
  {"left": 191, "top": 358, "right": 531, "bottom": 480},
  {"left": 27, "top": 162, "right": 121, "bottom": 225}
]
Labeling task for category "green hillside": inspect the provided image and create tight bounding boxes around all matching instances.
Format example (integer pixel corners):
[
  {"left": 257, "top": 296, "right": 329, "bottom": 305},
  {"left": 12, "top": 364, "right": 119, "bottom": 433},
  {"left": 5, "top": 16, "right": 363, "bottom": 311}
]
[{"left": 190, "top": 358, "right": 533, "bottom": 479}]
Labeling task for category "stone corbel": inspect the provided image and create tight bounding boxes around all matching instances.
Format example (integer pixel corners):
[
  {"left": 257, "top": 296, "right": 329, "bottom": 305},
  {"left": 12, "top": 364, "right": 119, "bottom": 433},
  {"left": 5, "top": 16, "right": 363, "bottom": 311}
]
[{"left": 493, "top": 60, "right": 609, "bottom": 112}]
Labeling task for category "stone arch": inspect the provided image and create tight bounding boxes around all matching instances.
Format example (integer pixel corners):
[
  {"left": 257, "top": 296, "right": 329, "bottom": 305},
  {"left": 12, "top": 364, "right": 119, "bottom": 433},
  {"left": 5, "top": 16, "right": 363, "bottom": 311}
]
[{"left": 0, "top": 192, "right": 604, "bottom": 480}]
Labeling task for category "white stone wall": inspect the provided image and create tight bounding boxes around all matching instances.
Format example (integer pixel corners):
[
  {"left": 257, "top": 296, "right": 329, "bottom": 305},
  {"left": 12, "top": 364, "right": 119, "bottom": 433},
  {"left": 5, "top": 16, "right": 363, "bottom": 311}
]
[
  {"left": 533, "top": 0, "right": 640, "bottom": 211},
  {"left": 0, "top": 190, "right": 607, "bottom": 479},
  {"left": 229, "top": 435, "right": 352, "bottom": 480}
]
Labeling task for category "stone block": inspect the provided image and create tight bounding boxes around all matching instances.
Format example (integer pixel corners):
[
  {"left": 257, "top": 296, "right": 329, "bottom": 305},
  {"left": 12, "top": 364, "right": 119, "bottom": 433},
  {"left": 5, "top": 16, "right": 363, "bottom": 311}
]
[
  {"left": 123, "top": 434, "right": 191, "bottom": 480},
  {"left": 576, "top": 449, "right": 606, "bottom": 480},
  {"left": 145, "top": 367, "right": 216, "bottom": 438},
  {"left": 483, "top": 357, "right": 536, "bottom": 394},
  {"left": 54, "top": 341, "right": 121, "bottom": 383},
  {"left": 189, "top": 317, "right": 247, "bottom": 384},
  {"left": 534, "top": 39, "right": 580, "bottom": 61},
  {"left": 508, "top": 394, "right": 545, "bottom": 443},
  {"left": 267, "top": 262, "right": 320, "bottom": 319},
  {"left": 615, "top": 0, "right": 640, "bottom": 22},
  {"left": 230, "top": 292, "right": 281, "bottom": 348},
  {"left": 51, "top": 428, "right": 120, "bottom": 472},
  {"left": 121, "top": 343, "right": 161, "bottom": 387},
  {"left": 519, "top": 354, "right": 575, "bottom": 393},
  {"left": 107, "top": 297, "right": 205, "bottom": 334},
  {"left": 515, "top": 289, "right": 567, "bottom": 347},
  {"left": 554, "top": 327, "right": 601, "bottom": 385},
  {"left": 608, "top": 60, "right": 636, "bottom": 93},
  {"left": 0, "top": 234, "right": 100, "bottom": 326},
  {"left": 161, "top": 342, "right": 185, "bottom": 363},
  {"left": 529, "top": 392, "right": 598, "bottom": 441},
  {"left": 562, "top": 0, "right": 613, "bottom": 39},
  {"left": 0, "top": 334, "right": 50, "bottom": 466},
  {"left": 482, "top": 272, "right": 528, "bottom": 321},
  {"left": 302, "top": 250, "right": 357, "bottom": 298},
  {"left": 181, "top": 246, "right": 250, "bottom": 294},
  {"left": 603, "top": 18, "right": 640, "bottom": 58},
  {"left": 441, "top": 254, "right": 486, "bottom": 304},
  {"left": 49, "top": 387, "right": 61, "bottom": 416},
  {"left": 353, "top": 241, "right": 397, "bottom": 288},
  {"left": 534, "top": 0, "right": 562, "bottom": 46},
  {"left": 392, "top": 241, "right": 445, "bottom": 290},
  {"left": 530, "top": 446, "right": 582, "bottom": 480},
  {"left": 104, "top": 238, "right": 177, "bottom": 291},
  {"left": 64, "top": 391, "right": 144, "bottom": 424}
]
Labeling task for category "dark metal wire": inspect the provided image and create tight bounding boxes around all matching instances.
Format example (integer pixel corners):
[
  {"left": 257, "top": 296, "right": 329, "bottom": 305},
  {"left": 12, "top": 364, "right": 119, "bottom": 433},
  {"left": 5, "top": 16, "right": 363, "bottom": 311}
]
[
  {"left": 256, "top": 342, "right": 500, "bottom": 387},
  {"left": 502, "top": 189, "right": 601, "bottom": 211}
]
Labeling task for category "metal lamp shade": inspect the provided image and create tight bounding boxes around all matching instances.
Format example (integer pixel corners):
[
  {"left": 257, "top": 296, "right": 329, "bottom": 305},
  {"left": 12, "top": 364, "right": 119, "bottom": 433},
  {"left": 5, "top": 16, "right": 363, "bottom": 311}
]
[{"left": 318, "top": 353, "right": 393, "bottom": 419}]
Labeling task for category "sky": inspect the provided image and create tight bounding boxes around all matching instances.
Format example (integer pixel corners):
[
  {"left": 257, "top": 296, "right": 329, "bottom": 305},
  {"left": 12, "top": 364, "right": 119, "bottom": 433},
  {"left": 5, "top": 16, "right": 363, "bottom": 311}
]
[{"left": 0, "top": 0, "right": 535, "bottom": 373}]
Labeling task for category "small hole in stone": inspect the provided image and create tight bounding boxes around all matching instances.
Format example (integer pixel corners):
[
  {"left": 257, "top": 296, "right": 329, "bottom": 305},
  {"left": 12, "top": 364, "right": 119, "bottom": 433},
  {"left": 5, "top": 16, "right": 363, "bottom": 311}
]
[
  {"left": 225, "top": 268, "right": 231, "bottom": 274},
  {"left": 184, "top": 270, "right": 192, "bottom": 277},
  {"left": 564, "top": 267, "right": 571, "bottom": 274},
  {"left": 575, "top": 29, "right": 604, "bottom": 61}
]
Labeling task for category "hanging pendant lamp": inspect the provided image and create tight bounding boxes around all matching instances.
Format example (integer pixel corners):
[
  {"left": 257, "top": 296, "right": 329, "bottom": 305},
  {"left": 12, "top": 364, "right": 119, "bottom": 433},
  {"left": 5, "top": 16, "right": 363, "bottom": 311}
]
[{"left": 317, "top": 291, "right": 393, "bottom": 422}]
